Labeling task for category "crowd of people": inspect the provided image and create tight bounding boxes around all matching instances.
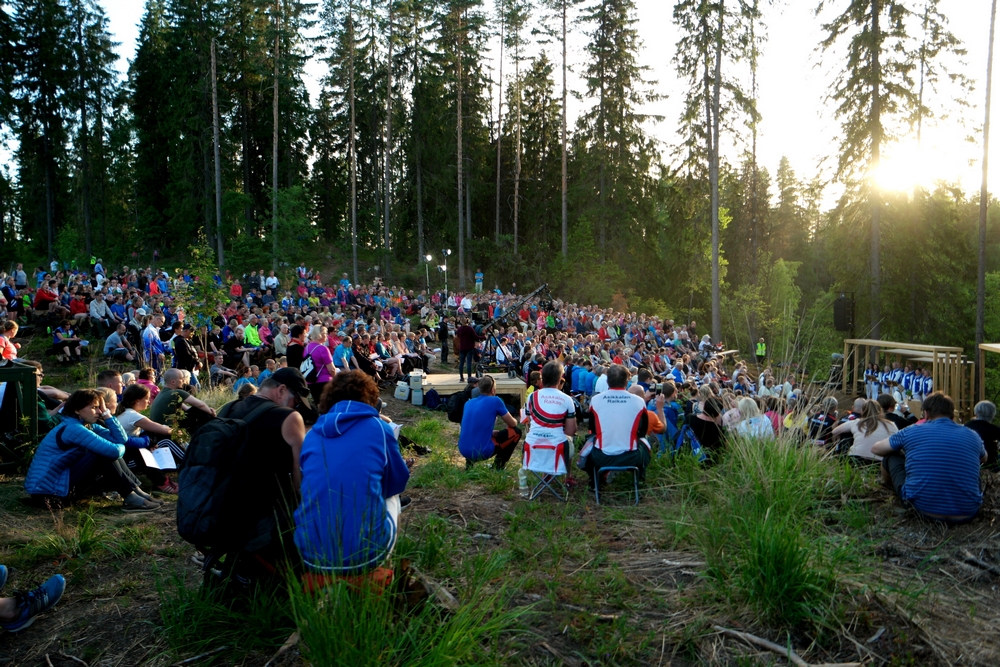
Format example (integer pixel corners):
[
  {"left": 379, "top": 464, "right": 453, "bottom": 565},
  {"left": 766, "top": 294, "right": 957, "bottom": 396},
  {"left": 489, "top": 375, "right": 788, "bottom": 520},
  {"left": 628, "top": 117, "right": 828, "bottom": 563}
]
[{"left": 0, "top": 257, "right": 997, "bottom": 630}]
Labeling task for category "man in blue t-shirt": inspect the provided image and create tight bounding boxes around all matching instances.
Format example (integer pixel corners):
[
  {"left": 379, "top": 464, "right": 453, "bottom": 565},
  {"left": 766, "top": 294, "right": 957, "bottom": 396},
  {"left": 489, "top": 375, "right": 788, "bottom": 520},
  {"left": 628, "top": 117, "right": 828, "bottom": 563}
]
[
  {"left": 457, "top": 376, "right": 521, "bottom": 469},
  {"left": 333, "top": 339, "right": 359, "bottom": 371},
  {"left": 872, "top": 392, "right": 987, "bottom": 523}
]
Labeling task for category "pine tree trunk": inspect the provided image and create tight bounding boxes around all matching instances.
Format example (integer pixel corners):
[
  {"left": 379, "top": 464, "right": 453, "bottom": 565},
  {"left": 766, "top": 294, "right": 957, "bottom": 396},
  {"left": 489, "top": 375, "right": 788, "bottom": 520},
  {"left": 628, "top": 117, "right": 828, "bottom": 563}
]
[
  {"left": 212, "top": 38, "right": 224, "bottom": 268},
  {"left": 45, "top": 133, "right": 55, "bottom": 263},
  {"left": 495, "top": 3, "right": 503, "bottom": 244},
  {"left": 203, "top": 138, "right": 215, "bottom": 251},
  {"left": 413, "top": 10, "right": 424, "bottom": 264},
  {"left": 96, "top": 83, "right": 106, "bottom": 246},
  {"left": 243, "top": 86, "right": 253, "bottom": 231},
  {"left": 384, "top": 0, "right": 393, "bottom": 278},
  {"left": 560, "top": 0, "right": 568, "bottom": 258},
  {"left": 869, "top": 0, "right": 882, "bottom": 340},
  {"left": 513, "top": 39, "right": 521, "bottom": 256},
  {"left": 77, "top": 15, "right": 92, "bottom": 257},
  {"left": 977, "top": 0, "right": 997, "bottom": 369},
  {"left": 272, "top": 1, "right": 280, "bottom": 272},
  {"left": 710, "top": 8, "right": 723, "bottom": 343},
  {"left": 349, "top": 3, "right": 359, "bottom": 285},
  {"left": 457, "top": 9, "right": 465, "bottom": 290}
]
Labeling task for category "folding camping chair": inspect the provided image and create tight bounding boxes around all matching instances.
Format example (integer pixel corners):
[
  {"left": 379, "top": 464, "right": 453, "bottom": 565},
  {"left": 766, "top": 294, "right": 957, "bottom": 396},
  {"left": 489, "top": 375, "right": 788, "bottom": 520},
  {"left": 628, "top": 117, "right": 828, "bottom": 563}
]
[
  {"left": 522, "top": 437, "right": 571, "bottom": 502},
  {"left": 592, "top": 466, "right": 640, "bottom": 506}
]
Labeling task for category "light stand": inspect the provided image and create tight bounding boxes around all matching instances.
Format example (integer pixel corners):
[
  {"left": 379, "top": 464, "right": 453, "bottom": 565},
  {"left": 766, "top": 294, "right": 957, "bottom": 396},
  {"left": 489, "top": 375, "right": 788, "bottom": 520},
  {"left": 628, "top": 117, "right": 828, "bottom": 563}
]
[
  {"left": 424, "top": 254, "right": 432, "bottom": 291},
  {"left": 440, "top": 248, "right": 452, "bottom": 300}
]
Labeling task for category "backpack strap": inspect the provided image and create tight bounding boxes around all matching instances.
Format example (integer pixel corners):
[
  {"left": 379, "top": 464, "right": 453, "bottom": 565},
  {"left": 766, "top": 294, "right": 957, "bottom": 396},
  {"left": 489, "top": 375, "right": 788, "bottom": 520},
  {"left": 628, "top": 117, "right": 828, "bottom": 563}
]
[{"left": 241, "top": 400, "right": 283, "bottom": 426}]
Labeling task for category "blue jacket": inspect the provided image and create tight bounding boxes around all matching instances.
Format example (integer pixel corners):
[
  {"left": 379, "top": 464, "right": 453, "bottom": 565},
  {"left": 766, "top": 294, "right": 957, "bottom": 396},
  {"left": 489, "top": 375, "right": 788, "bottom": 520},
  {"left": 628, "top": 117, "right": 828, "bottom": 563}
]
[
  {"left": 25, "top": 416, "right": 128, "bottom": 497},
  {"left": 294, "top": 401, "right": 410, "bottom": 573}
]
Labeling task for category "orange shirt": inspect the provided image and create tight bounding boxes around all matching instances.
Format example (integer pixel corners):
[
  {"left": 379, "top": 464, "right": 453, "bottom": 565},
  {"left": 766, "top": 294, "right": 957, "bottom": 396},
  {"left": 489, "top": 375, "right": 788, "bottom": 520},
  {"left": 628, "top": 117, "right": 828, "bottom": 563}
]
[{"left": 646, "top": 409, "right": 665, "bottom": 435}]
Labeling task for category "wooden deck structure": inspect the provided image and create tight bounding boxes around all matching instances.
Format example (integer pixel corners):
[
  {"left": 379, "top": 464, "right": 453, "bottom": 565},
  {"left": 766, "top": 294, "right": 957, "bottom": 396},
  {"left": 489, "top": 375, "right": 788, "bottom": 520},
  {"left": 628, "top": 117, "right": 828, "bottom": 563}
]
[
  {"left": 422, "top": 372, "right": 528, "bottom": 407},
  {"left": 842, "top": 339, "right": 974, "bottom": 418},
  {"left": 976, "top": 343, "right": 1000, "bottom": 402}
]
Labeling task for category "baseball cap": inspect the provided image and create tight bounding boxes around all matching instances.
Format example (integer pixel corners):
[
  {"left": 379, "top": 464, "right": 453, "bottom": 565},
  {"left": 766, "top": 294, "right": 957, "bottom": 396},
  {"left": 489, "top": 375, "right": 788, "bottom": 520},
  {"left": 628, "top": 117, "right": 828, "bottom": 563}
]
[{"left": 270, "top": 367, "right": 313, "bottom": 406}]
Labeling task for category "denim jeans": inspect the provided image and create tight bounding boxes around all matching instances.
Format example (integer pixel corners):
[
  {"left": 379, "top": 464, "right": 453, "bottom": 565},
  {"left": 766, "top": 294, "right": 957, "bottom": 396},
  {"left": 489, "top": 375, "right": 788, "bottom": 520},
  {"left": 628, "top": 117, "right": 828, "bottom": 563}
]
[{"left": 459, "top": 349, "right": 476, "bottom": 379}]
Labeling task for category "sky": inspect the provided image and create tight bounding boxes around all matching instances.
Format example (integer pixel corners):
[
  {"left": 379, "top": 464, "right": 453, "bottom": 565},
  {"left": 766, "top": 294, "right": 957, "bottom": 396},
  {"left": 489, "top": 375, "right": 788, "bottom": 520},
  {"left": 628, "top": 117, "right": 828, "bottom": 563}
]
[{"left": 96, "top": 1, "right": 1000, "bottom": 202}]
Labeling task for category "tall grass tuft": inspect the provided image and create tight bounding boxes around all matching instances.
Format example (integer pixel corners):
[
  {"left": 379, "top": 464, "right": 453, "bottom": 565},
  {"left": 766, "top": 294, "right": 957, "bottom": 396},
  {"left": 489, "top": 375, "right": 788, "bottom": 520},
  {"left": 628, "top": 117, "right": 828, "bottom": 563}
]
[
  {"left": 289, "top": 554, "right": 531, "bottom": 667},
  {"left": 698, "top": 434, "right": 848, "bottom": 629},
  {"left": 157, "top": 573, "right": 297, "bottom": 660}
]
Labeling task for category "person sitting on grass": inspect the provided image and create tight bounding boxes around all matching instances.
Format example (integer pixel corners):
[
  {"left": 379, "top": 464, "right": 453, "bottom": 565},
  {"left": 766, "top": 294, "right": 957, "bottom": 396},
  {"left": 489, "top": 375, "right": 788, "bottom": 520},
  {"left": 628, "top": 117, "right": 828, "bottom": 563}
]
[
  {"left": 210, "top": 352, "right": 238, "bottom": 388},
  {"left": 831, "top": 399, "right": 897, "bottom": 463},
  {"left": 136, "top": 368, "right": 160, "bottom": 399},
  {"left": 965, "top": 400, "right": 1000, "bottom": 472},
  {"left": 871, "top": 392, "right": 987, "bottom": 524},
  {"left": 734, "top": 397, "right": 775, "bottom": 440},
  {"left": 148, "top": 368, "right": 217, "bottom": 434},
  {"left": 0, "top": 564, "right": 65, "bottom": 633},
  {"left": 116, "top": 383, "right": 184, "bottom": 493},
  {"left": 233, "top": 366, "right": 256, "bottom": 393},
  {"left": 878, "top": 393, "right": 918, "bottom": 431},
  {"left": 294, "top": 371, "right": 410, "bottom": 575},
  {"left": 52, "top": 319, "right": 84, "bottom": 363},
  {"left": 104, "top": 322, "right": 136, "bottom": 362},
  {"left": 0, "top": 320, "right": 20, "bottom": 363},
  {"left": 457, "top": 375, "right": 522, "bottom": 470},
  {"left": 237, "top": 382, "right": 258, "bottom": 400},
  {"left": 24, "top": 389, "right": 162, "bottom": 511}
]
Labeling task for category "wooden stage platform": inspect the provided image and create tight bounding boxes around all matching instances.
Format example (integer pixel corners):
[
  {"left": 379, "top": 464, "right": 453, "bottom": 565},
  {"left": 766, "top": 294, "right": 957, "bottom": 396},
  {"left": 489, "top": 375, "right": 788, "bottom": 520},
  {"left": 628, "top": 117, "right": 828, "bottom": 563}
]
[{"left": 423, "top": 373, "right": 528, "bottom": 406}]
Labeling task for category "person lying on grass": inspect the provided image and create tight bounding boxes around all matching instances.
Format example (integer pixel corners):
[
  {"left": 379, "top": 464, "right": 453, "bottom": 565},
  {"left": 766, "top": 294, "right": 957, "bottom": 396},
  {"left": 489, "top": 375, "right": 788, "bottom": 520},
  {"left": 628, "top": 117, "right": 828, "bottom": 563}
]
[
  {"left": 0, "top": 564, "right": 65, "bottom": 633},
  {"left": 871, "top": 392, "right": 986, "bottom": 524},
  {"left": 294, "top": 371, "right": 410, "bottom": 575},
  {"left": 24, "top": 389, "right": 162, "bottom": 511}
]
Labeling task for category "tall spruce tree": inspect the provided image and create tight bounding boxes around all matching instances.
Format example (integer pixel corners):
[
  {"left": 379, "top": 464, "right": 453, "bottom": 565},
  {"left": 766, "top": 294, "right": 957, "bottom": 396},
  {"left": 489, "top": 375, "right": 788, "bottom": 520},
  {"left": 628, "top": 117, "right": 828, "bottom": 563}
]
[
  {"left": 819, "top": 0, "right": 916, "bottom": 339},
  {"left": 12, "top": 0, "right": 74, "bottom": 261},
  {"left": 673, "top": 0, "right": 759, "bottom": 342},
  {"left": 577, "top": 0, "right": 659, "bottom": 263}
]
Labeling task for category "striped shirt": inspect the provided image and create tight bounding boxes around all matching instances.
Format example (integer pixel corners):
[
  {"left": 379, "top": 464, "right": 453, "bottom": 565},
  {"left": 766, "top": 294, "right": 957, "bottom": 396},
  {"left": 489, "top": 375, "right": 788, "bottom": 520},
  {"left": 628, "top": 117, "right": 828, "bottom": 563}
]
[{"left": 888, "top": 418, "right": 986, "bottom": 518}]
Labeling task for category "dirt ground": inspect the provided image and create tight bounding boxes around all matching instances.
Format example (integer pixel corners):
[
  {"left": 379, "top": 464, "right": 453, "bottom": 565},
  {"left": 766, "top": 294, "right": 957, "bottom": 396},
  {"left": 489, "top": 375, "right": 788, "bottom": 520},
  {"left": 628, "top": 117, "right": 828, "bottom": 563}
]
[{"left": 1, "top": 362, "right": 1000, "bottom": 665}]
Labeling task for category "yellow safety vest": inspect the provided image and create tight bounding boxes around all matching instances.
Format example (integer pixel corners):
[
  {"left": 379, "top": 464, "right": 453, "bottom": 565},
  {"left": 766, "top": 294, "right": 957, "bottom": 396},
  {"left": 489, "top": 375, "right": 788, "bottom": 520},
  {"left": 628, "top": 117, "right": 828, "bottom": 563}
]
[{"left": 756, "top": 341, "right": 766, "bottom": 357}]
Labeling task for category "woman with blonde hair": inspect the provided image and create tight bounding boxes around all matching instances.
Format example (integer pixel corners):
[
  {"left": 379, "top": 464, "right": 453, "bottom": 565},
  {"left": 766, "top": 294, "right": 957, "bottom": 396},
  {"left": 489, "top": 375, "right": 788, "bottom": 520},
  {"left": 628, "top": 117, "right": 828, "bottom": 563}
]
[
  {"left": 720, "top": 392, "right": 742, "bottom": 429},
  {"left": 735, "top": 397, "right": 775, "bottom": 439},
  {"left": 831, "top": 399, "right": 897, "bottom": 462}
]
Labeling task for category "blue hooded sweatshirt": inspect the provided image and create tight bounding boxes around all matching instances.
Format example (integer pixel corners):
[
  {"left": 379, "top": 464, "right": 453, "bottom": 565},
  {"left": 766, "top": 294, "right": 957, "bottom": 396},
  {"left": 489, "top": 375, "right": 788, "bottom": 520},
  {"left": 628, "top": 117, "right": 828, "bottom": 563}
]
[{"left": 294, "top": 401, "right": 410, "bottom": 573}]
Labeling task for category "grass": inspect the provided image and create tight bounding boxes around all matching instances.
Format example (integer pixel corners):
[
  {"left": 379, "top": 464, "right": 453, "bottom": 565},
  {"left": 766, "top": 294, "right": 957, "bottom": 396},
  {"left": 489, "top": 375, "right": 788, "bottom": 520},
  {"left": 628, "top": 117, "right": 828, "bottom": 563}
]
[
  {"left": 157, "top": 573, "right": 298, "bottom": 663},
  {"left": 10, "top": 507, "right": 159, "bottom": 568},
  {"left": 20, "top": 409, "right": 919, "bottom": 666},
  {"left": 696, "top": 434, "right": 859, "bottom": 630},
  {"left": 289, "top": 554, "right": 531, "bottom": 667}
]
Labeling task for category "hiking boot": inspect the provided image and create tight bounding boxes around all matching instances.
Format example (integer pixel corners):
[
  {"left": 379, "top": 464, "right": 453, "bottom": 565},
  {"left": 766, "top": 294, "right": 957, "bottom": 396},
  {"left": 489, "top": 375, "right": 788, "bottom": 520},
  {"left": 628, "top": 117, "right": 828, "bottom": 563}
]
[{"left": 0, "top": 574, "right": 65, "bottom": 633}]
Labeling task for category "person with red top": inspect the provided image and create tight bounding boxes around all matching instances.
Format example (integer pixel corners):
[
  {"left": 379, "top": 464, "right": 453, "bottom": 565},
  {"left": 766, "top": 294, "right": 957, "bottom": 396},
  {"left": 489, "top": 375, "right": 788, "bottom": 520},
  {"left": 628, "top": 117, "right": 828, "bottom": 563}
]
[
  {"left": 68, "top": 293, "right": 89, "bottom": 325},
  {"left": 33, "top": 280, "right": 68, "bottom": 317},
  {"left": 230, "top": 281, "right": 243, "bottom": 299},
  {"left": 455, "top": 317, "right": 484, "bottom": 382}
]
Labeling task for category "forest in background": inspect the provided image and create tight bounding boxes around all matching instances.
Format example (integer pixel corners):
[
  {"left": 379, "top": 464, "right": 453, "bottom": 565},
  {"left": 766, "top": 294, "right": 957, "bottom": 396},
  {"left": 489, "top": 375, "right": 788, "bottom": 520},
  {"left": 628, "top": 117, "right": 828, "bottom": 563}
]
[{"left": 3, "top": 0, "right": 1000, "bottom": 371}]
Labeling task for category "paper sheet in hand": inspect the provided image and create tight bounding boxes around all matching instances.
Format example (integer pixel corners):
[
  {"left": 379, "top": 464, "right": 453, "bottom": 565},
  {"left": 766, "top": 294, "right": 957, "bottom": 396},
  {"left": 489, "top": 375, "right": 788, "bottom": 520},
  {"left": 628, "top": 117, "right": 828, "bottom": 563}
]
[
  {"left": 390, "top": 422, "right": 401, "bottom": 439},
  {"left": 140, "top": 447, "right": 177, "bottom": 470}
]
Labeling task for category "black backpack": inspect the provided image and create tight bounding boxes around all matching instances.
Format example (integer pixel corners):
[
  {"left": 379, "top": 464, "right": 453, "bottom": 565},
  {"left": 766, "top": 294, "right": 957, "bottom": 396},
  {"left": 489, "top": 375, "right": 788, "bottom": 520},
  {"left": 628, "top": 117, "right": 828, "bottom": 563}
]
[
  {"left": 177, "top": 401, "right": 279, "bottom": 551},
  {"left": 446, "top": 384, "right": 475, "bottom": 423}
]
